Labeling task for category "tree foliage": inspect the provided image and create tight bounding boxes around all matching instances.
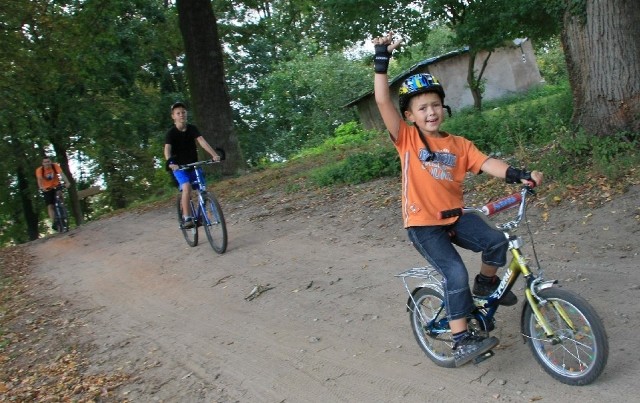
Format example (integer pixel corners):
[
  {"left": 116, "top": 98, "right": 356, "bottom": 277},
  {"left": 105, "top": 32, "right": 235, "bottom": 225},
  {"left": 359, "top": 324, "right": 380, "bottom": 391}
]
[
  {"left": 2, "top": 0, "right": 626, "bottom": 246},
  {"left": 0, "top": 0, "right": 183, "bottom": 243},
  {"left": 411, "top": 0, "right": 559, "bottom": 109}
]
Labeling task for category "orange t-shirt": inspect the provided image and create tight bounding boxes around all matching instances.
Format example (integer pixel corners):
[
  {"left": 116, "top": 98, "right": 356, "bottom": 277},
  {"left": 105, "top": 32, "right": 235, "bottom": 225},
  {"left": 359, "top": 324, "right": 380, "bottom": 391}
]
[
  {"left": 392, "top": 120, "right": 488, "bottom": 227},
  {"left": 35, "top": 163, "right": 63, "bottom": 190}
]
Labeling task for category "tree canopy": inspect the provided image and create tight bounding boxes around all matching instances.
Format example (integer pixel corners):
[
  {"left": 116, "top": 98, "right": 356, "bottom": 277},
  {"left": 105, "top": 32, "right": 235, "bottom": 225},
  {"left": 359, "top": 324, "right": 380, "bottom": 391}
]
[{"left": 0, "top": 0, "right": 636, "bottom": 245}]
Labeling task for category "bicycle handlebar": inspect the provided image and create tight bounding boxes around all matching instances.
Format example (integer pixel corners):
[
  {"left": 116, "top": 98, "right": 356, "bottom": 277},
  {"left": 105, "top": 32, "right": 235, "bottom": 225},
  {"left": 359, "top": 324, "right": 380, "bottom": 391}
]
[
  {"left": 42, "top": 184, "right": 66, "bottom": 193},
  {"left": 177, "top": 159, "right": 221, "bottom": 170},
  {"left": 438, "top": 185, "right": 535, "bottom": 229}
]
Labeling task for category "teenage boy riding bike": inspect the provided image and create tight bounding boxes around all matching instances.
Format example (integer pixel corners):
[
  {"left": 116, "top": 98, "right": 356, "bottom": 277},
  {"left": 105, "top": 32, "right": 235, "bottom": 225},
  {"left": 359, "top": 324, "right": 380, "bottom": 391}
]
[{"left": 164, "top": 102, "right": 221, "bottom": 229}]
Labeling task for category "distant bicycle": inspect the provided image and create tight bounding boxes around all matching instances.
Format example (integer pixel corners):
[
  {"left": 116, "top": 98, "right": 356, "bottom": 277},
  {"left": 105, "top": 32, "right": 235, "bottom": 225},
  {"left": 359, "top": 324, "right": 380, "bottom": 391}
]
[
  {"left": 176, "top": 160, "right": 227, "bottom": 254},
  {"left": 43, "top": 184, "right": 69, "bottom": 233}
]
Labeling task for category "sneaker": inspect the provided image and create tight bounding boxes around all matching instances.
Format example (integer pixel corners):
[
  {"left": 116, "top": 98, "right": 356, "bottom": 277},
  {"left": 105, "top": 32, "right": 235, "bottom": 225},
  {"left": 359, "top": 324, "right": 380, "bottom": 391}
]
[
  {"left": 182, "top": 216, "right": 195, "bottom": 229},
  {"left": 453, "top": 334, "right": 499, "bottom": 367},
  {"left": 473, "top": 275, "right": 518, "bottom": 306}
]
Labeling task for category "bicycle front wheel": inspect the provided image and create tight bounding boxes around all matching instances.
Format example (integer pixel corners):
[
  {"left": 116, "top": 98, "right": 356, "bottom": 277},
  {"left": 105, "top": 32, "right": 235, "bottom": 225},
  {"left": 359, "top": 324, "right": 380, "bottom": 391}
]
[
  {"left": 409, "top": 287, "right": 456, "bottom": 368},
  {"left": 177, "top": 196, "right": 198, "bottom": 247},
  {"left": 55, "top": 204, "right": 69, "bottom": 233},
  {"left": 523, "top": 288, "right": 608, "bottom": 385},
  {"left": 202, "top": 194, "right": 227, "bottom": 254}
]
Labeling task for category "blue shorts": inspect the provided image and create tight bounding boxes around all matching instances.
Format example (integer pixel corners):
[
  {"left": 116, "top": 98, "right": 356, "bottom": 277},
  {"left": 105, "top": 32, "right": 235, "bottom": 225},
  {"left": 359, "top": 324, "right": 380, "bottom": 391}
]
[{"left": 173, "top": 167, "right": 202, "bottom": 190}]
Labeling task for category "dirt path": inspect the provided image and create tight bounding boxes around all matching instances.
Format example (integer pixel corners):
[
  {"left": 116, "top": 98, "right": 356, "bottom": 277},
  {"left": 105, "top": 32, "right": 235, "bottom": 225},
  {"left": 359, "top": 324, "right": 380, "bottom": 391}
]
[{"left": 25, "top": 180, "right": 640, "bottom": 402}]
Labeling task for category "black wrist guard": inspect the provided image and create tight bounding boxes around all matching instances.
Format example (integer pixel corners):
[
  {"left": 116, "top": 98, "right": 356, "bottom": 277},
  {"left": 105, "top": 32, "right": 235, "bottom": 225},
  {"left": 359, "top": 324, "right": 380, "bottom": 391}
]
[
  {"left": 505, "top": 166, "right": 533, "bottom": 184},
  {"left": 374, "top": 44, "right": 392, "bottom": 74}
]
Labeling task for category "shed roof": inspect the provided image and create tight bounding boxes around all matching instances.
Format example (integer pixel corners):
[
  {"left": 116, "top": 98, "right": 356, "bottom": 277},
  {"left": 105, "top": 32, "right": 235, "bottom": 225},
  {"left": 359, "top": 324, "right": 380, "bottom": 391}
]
[{"left": 344, "top": 47, "right": 469, "bottom": 108}]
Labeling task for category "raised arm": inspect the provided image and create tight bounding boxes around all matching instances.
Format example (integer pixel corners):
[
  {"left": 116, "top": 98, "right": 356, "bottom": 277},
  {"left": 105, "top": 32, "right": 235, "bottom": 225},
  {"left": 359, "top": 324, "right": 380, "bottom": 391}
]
[{"left": 373, "top": 33, "right": 403, "bottom": 141}]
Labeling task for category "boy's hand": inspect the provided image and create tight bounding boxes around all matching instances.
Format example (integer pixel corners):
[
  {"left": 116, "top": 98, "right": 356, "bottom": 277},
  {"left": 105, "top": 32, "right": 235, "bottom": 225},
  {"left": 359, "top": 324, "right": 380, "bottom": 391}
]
[
  {"left": 372, "top": 32, "right": 403, "bottom": 73},
  {"left": 530, "top": 171, "right": 543, "bottom": 187},
  {"left": 211, "top": 154, "right": 221, "bottom": 162}
]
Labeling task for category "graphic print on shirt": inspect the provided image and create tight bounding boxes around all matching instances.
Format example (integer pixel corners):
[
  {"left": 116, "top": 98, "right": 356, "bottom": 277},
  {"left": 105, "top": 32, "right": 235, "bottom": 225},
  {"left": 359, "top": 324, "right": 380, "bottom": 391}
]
[{"left": 419, "top": 147, "right": 457, "bottom": 182}]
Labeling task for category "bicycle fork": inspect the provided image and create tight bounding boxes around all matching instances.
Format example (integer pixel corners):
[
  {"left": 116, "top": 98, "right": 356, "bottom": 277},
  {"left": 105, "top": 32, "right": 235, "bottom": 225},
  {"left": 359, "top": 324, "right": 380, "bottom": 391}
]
[{"left": 515, "top": 249, "right": 577, "bottom": 344}]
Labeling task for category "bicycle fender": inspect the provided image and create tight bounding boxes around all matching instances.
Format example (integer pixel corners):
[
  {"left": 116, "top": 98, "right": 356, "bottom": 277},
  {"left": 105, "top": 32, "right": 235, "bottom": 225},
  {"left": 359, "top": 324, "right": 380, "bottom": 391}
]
[{"left": 406, "top": 284, "right": 443, "bottom": 312}]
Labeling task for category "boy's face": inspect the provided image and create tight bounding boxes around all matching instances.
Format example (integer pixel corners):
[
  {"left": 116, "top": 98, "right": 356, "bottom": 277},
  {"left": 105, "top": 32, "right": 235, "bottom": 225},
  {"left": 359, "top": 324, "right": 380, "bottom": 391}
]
[
  {"left": 404, "top": 92, "right": 444, "bottom": 135},
  {"left": 42, "top": 158, "right": 52, "bottom": 166},
  {"left": 171, "top": 106, "right": 187, "bottom": 124}
]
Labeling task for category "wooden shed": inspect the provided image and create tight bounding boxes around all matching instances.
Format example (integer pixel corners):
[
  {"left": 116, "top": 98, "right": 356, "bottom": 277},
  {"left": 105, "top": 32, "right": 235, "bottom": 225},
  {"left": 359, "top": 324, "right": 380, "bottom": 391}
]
[{"left": 346, "top": 39, "right": 542, "bottom": 131}]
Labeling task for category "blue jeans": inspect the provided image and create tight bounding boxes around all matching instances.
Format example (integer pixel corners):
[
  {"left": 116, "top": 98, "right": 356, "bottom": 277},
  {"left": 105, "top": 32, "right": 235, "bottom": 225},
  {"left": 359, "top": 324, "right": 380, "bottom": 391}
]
[{"left": 407, "top": 214, "right": 508, "bottom": 321}]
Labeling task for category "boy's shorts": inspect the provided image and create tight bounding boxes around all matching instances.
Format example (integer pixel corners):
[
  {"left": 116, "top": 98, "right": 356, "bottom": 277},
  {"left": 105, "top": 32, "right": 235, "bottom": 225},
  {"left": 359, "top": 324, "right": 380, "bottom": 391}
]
[
  {"left": 42, "top": 189, "right": 56, "bottom": 205},
  {"left": 173, "top": 168, "right": 202, "bottom": 190}
]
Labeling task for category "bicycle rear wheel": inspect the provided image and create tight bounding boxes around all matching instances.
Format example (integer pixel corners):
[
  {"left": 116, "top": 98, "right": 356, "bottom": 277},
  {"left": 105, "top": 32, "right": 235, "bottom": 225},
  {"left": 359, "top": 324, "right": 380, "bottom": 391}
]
[
  {"left": 409, "top": 287, "right": 456, "bottom": 368},
  {"left": 523, "top": 288, "right": 608, "bottom": 385},
  {"left": 177, "top": 195, "right": 198, "bottom": 247},
  {"left": 202, "top": 193, "right": 227, "bottom": 254}
]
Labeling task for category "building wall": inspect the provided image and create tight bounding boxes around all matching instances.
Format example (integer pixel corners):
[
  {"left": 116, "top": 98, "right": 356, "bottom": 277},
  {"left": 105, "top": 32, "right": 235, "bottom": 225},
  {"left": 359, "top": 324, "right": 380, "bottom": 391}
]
[{"left": 357, "top": 41, "right": 542, "bottom": 131}]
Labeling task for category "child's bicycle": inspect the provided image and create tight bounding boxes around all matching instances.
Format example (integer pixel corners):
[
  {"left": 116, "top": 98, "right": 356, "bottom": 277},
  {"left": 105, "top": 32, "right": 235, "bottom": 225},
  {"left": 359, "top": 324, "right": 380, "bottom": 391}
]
[
  {"left": 43, "top": 184, "right": 69, "bottom": 233},
  {"left": 396, "top": 185, "right": 608, "bottom": 385},
  {"left": 176, "top": 160, "right": 227, "bottom": 254}
]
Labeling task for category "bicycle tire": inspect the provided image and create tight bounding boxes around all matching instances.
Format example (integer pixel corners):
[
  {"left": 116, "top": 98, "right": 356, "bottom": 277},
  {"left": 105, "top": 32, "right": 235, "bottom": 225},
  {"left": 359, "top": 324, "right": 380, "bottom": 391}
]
[
  {"left": 409, "top": 287, "right": 456, "bottom": 368},
  {"left": 55, "top": 204, "right": 69, "bottom": 233},
  {"left": 202, "top": 193, "right": 227, "bottom": 254},
  {"left": 177, "top": 195, "right": 198, "bottom": 247},
  {"left": 523, "top": 288, "right": 609, "bottom": 385}
]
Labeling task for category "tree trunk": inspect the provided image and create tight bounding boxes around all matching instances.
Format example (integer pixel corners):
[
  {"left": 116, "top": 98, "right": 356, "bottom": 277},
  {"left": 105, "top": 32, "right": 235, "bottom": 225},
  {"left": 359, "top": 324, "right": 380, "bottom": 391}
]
[
  {"left": 467, "top": 50, "right": 492, "bottom": 111},
  {"left": 467, "top": 52, "right": 482, "bottom": 110},
  {"left": 17, "top": 166, "right": 39, "bottom": 240},
  {"left": 561, "top": 0, "right": 640, "bottom": 136},
  {"left": 176, "top": 0, "right": 244, "bottom": 175}
]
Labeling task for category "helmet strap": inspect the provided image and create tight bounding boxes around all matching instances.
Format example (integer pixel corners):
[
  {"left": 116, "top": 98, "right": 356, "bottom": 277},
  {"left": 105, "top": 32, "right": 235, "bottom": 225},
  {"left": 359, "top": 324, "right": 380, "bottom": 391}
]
[{"left": 415, "top": 126, "right": 434, "bottom": 162}]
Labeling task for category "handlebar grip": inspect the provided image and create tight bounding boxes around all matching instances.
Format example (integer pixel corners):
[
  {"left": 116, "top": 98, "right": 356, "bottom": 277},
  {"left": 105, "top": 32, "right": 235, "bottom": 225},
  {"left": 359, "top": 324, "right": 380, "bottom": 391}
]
[
  {"left": 481, "top": 193, "right": 522, "bottom": 216},
  {"left": 438, "top": 208, "right": 463, "bottom": 219}
]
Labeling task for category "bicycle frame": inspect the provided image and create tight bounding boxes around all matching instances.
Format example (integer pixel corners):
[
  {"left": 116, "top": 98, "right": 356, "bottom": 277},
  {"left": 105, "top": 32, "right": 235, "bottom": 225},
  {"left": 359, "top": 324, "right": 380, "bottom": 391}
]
[
  {"left": 182, "top": 165, "right": 214, "bottom": 227},
  {"left": 398, "top": 186, "right": 568, "bottom": 341},
  {"left": 176, "top": 160, "right": 228, "bottom": 254},
  {"left": 399, "top": 187, "right": 608, "bottom": 383},
  {"left": 49, "top": 185, "right": 69, "bottom": 233}
]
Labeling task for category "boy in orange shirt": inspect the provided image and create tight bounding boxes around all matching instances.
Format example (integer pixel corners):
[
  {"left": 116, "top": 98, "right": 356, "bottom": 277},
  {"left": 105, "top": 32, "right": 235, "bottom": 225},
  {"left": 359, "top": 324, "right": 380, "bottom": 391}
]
[
  {"left": 35, "top": 156, "right": 70, "bottom": 226},
  {"left": 373, "top": 33, "right": 543, "bottom": 366}
]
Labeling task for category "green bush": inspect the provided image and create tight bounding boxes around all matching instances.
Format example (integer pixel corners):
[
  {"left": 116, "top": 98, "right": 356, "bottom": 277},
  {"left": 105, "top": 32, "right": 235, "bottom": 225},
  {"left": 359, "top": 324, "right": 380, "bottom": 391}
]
[
  {"left": 294, "top": 121, "right": 380, "bottom": 158},
  {"left": 442, "top": 82, "right": 572, "bottom": 155},
  {"left": 538, "top": 128, "right": 640, "bottom": 183},
  {"left": 309, "top": 147, "right": 399, "bottom": 187}
]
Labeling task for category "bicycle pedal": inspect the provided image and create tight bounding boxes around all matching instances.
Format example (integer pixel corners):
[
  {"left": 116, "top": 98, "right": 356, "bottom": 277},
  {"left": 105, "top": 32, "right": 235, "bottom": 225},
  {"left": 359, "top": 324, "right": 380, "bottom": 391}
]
[{"left": 473, "top": 349, "right": 494, "bottom": 364}]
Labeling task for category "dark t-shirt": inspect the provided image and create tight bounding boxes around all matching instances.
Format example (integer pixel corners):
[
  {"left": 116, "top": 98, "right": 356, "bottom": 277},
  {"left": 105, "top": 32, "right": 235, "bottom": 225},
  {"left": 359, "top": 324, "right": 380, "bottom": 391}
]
[{"left": 165, "top": 124, "right": 202, "bottom": 165}]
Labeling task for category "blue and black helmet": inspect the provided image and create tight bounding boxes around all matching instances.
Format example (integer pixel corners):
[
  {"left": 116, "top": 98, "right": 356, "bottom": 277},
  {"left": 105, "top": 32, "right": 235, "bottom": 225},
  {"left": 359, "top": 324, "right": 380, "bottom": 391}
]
[{"left": 398, "top": 73, "right": 445, "bottom": 114}]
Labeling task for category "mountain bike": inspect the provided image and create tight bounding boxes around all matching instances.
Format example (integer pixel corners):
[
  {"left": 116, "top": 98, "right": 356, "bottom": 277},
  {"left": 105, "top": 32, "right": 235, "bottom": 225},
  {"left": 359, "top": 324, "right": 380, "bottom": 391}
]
[
  {"left": 176, "top": 160, "right": 227, "bottom": 254},
  {"left": 43, "top": 184, "right": 69, "bottom": 233},
  {"left": 396, "top": 185, "right": 608, "bottom": 385}
]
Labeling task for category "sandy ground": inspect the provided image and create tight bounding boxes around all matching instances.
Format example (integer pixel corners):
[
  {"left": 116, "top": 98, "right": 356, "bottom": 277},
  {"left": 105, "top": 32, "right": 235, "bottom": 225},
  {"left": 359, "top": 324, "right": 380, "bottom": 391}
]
[{"left": 26, "top": 179, "right": 640, "bottom": 402}]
